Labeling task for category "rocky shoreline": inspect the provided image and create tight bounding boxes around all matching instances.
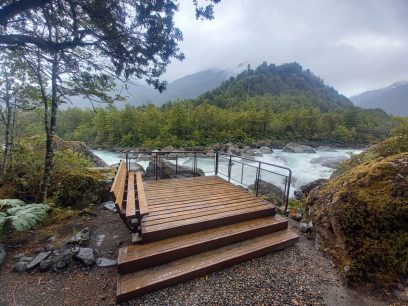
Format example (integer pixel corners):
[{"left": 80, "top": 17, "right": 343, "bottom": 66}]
[{"left": 91, "top": 140, "right": 366, "bottom": 156}]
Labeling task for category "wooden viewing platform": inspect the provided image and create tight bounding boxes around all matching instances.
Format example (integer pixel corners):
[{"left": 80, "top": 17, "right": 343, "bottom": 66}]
[{"left": 111, "top": 160, "right": 299, "bottom": 302}]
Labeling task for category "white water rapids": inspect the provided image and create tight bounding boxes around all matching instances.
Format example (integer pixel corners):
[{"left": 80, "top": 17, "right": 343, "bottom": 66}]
[{"left": 92, "top": 148, "right": 362, "bottom": 197}]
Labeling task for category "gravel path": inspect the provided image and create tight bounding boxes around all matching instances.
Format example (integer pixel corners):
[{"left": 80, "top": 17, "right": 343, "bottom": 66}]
[
  {"left": 123, "top": 220, "right": 399, "bottom": 306},
  {"left": 0, "top": 206, "right": 403, "bottom": 306}
]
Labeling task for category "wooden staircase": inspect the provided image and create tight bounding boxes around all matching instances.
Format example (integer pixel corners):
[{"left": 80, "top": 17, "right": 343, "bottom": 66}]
[
  {"left": 116, "top": 214, "right": 298, "bottom": 302},
  {"left": 111, "top": 168, "right": 299, "bottom": 303}
]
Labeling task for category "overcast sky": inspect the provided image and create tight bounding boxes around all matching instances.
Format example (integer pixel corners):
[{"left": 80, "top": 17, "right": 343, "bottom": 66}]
[{"left": 162, "top": 0, "right": 408, "bottom": 97}]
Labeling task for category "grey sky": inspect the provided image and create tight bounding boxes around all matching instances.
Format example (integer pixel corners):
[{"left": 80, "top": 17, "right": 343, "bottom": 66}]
[{"left": 163, "top": 0, "right": 408, "bottom": 96}]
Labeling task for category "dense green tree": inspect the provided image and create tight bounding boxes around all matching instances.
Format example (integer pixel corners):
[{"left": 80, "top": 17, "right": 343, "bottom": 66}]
[{"left": 0, "top": 0, "right": 220, "bottom": 201}]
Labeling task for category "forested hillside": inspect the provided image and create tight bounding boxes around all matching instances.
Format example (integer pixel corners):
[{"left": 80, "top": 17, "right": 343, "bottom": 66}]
[
  {"left": 7, "top": 63, "right": 395, "bottom": 149},
  {"left": 49, "top": 63, "right": 394, "bottom": 148}
]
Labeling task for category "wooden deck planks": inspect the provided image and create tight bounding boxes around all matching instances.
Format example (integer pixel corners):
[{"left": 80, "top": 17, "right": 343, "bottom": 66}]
[
  {"left": 125, "top": 172, "right": 136, "bottom": 218},
  {"left": 139, "top": 176, "right": 276, "bottom": 242},
  {"left": 136, "top": 171, "right": 149, "bottom": 216}
]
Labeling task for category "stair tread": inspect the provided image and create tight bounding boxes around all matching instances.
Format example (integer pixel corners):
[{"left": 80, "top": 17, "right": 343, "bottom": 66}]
[
  {"left": 120, "top": 215, "right": 287, "bottom": 264},
  {"left": 117, "top": 228, "right": 298, "bottom": 300},
  {"left": 142, "top": 204, "right": 274, "bottom": 233}
]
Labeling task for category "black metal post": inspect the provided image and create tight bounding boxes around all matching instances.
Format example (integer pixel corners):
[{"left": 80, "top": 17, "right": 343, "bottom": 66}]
[
  {"left": 193, "top": 152, "right": 197, "bottom": 177},
  {"left": 240, "top": 163, "right": 244, "bottom": 184},
  {"left": 175, "top": 155, "right": 178, "bottom": 176},
  {"left": 215, "top": 152, "right": 219, "bottom": 175},
  {"left": 255, "top": 162, "right": 261, "bottom": 197},
  {"left": 228, "top": 155, "right": 232, "bottom": 182},
  {"left": 285, "top": 170, "right": 292, "bottom": 211}
]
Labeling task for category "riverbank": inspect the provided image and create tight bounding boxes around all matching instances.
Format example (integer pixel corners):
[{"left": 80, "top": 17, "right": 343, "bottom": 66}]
[{"left": 92, "top": 144, "right": 363, "bottom": 197}]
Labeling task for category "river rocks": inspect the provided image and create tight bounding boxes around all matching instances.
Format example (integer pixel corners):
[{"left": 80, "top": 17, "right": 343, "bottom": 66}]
[
  {"left": 96, "top": 234, "right": 105, "bottom": 247},
  {"left": 248, "top": 179, "right": 285, "bottom": 204},
  {"left": 242, "top": 147, "right": 255, "bottom": 157},
  {"left": 299, "top": 221, "right": 314, "bottom": 233},
  {"left": 19, "top": 256, "right": 34, "bottom": 262},
  {"left": 161, "top": 145, "right": 175, "bottom": 152},
  {"left": 0, "top": 244, "right": 5, "bottom": 266},
  {"left": 316, "top": 146, "right": 338, "bottom": 152},
  {"left": 282, "top": 143, "right": 316, "bottom": 153},
  {"left": 66, "top": 227, "right": 90, "bottom": 246},
  {"left": 288, "top": 209, "right": 302, "bottom": 221},
  {"left": 102, "top": 201, "right": 116, "bottom": 212},
  {"left": 13, "top": 262, "right": 28, "bottom": 273},
  {"left": 96, "top": 257, "right": 116, "bottom": 267},
  {"left": 259, "top": 146, "right": 273, "bottom": 154},
  {"left": 294, "top": 179, "right": 328, "bottom": 199},
  {"left": 310, "top": 156, "right": 347, "bottom": 168},
  {"left": 27, "top": 251, "right": 51, "bottom": 270},
  {"left": 145, "top": 159, "right": 204, "bottom": 179},
  {"left": 13, "top": 253, "right": 26, "bottom": 260},
  {"left": 75, "top": 247, "right": 95, "bottom": 266},
  {"left": 39, "top": 259, "right": 53, "bottom": 272}
]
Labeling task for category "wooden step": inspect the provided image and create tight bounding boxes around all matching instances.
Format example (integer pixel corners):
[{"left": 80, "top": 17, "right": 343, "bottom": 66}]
[
  {"left": 117, "top": 228, "right": 299, "bottom": 302},
  {"left": 141, "top": 204, "right": 275, "bottom": 242},
  {"left": 118, "top": 216, "right": 288, "bottom": 273}
]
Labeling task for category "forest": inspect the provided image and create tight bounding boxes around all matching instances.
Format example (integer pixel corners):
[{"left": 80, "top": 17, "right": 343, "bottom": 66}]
[{"left": 49, "top": 63, "right": 397, "bottom": 149}]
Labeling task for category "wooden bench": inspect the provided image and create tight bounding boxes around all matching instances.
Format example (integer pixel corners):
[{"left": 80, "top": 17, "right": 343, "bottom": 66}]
[{"left": 111, "top": 161, "right": 149, "bottom": 234}]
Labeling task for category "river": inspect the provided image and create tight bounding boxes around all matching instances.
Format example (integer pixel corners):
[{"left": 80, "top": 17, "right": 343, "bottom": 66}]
[{"left": 92, "top": 148, "right": 362, "bottom": 196}]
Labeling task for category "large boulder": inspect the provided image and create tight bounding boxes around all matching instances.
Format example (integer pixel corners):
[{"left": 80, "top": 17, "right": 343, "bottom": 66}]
[
  {"left": 145, "top": 159, "right": 204, "bottom": 179},
  {"left": 294, "top": 179, "right": 328, "bottom": 199},
  {"left": 53, "top": 135, "right": 108, "bottom": 167},
  {"left": 248, "top": 179, "right": 285, "bottom": 204},
  {"left": 311, "top": 156, "right": 347, "bottom": 168},
  {"left": 259, "top": 146, "right": 273, "bottom": 154},
  {"left": 282, "top": 142, "right": 316, "bottom": 153},
  {"left": 303, "top": 152, "right": 408, "bottom": 283}
]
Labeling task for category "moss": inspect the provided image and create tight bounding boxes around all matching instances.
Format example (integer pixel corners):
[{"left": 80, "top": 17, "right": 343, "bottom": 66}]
[
  {"left": 333, "top": 135, "right": 408, "bottom": 177},
  {"left": 305, "top": 152, "right": 408, "bottom": 283}
]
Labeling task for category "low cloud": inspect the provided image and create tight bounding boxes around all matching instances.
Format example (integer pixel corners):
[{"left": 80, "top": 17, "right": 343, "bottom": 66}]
[{"left": 162, "top": 0, "right": 408, "bottom": 96}]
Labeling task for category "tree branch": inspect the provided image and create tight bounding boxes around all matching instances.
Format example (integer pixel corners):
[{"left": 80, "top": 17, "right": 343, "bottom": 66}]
[{"left": 0, "top": 0, "right": 51, "bottom": 26}]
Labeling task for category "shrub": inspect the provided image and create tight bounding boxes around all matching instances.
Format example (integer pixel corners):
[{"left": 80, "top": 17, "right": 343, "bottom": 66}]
[
  {"left": 2, "top": 136, "right": 102, "bottom": 207},
  {"left": 0, "top": 199, "right": 49, "bottom": 234}
]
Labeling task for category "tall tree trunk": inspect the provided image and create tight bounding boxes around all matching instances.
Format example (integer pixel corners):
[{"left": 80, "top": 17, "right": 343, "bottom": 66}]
[
  {"left": 1, "top": 72, "right": 13, "bottom": 175},
  {"left": 39, "top": 53, "right": 58, "bottom": 203},
  {"left": 2, "top": 103, "right": 13, "bottom": 175}
]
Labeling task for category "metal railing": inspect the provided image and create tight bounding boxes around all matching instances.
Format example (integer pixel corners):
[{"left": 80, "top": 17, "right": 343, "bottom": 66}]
[{"left": 125, "top": 151, "right": 292, "bottom": 210}]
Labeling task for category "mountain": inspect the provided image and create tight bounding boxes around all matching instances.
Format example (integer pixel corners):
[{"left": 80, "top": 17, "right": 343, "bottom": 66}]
[
  {"left": 198, "top": 62, "right": 353, "bottom": 111},
  {"left": 63, "top": 69, "right": 228, "bottom": 109},
  {"left": 123, "top": 69, "right": 228, "bottom": 105},
  {"left": 350, "top": 82, "right": 408, "bottom": 116}
]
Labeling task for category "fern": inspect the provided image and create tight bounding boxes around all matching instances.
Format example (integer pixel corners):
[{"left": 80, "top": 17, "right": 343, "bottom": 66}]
[
  {"left": 6, "top": 204, "right": 49, "bottom": 231},
  {"left": 0, "top": 200, "right": 49, "bottom": 233},
  {"left": 0, "top": 199, "right": 25, "bottom": 209}
]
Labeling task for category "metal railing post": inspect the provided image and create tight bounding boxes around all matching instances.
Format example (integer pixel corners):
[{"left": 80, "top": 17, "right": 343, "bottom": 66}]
[
  {"left": 255, "top": 162, "right": 261, "bottom": 197},
  {"left": 228, "top": 155, "right": 232, "bottom": 182},
  {"left": 285, "top": 170, "right": 292, "bottom": 211},
  {"left": 215, "top": 152, "right": 219, "bottom": 175},
  {"left": 155, "top": 153, "right": 158, "bottom": 180},
  {"left": 193, "top": 152, "right": 197, "bottom": 177},
  {"left": 175, "top": 155, "right": 178, "bottom": 176}
]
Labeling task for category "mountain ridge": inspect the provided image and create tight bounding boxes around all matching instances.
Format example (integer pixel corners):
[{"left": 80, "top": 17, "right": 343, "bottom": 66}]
[{"left": 350, "top": 82, "right": 408, "bottom": 116}]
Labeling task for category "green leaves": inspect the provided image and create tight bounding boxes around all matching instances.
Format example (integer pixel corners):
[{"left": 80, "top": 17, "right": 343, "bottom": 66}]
[
  {"left": 0, "top": 199, "right": 49, "bottom": 233},
  {"left": 6, "top": 204, "right": 49, "bottom": 232}
]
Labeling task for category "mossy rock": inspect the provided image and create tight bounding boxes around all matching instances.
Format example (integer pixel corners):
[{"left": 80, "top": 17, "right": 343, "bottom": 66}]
[
  {"left": 304, "top": 152, "right": 408, "bottom": 283},
  {"left": 332, "top": 135, "right": 408, "bottom": 178}
]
